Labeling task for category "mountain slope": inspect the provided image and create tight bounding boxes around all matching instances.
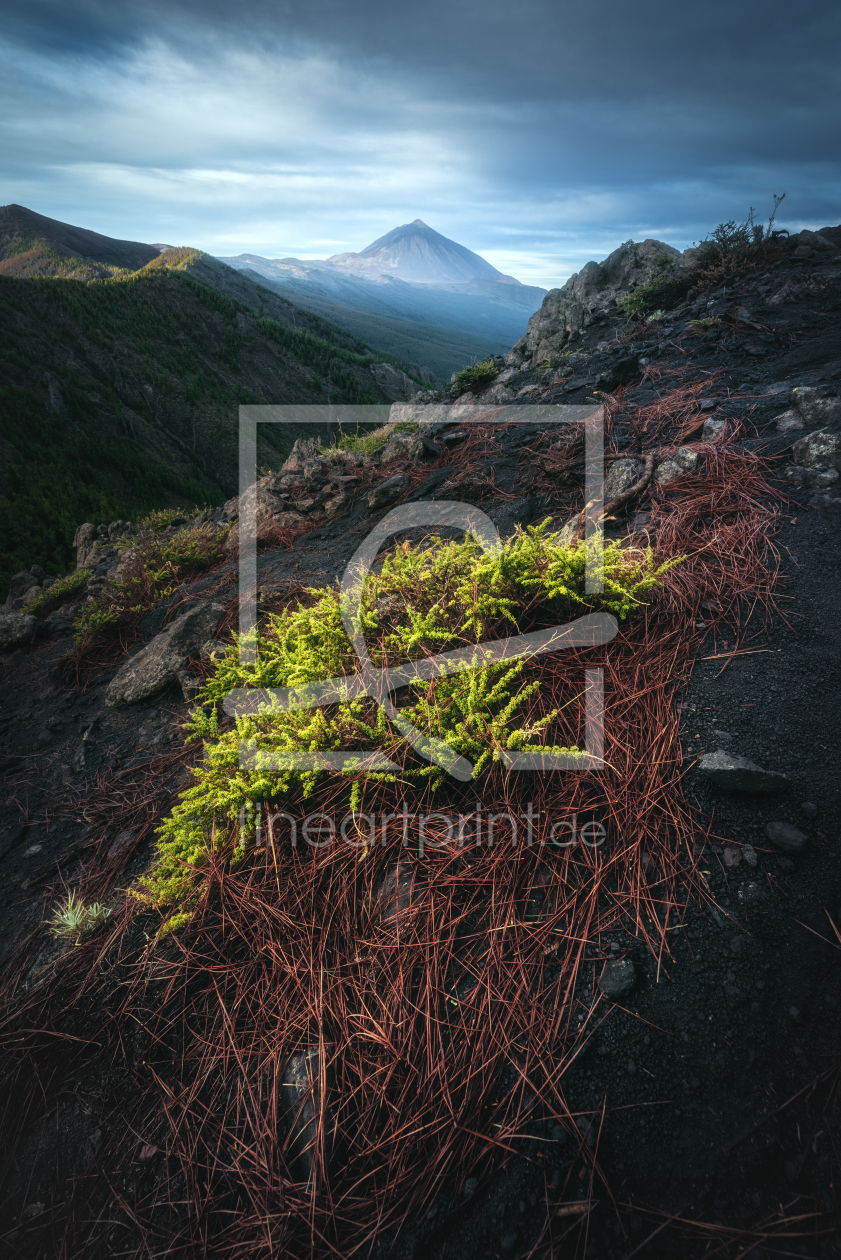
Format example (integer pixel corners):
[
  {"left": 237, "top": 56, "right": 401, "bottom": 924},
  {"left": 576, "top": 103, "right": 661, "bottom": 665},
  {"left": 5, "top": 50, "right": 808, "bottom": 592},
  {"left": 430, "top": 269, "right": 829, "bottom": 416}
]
[
  {"left": 233, "top": 267, "right": 510, "bottom": 377},
  {"left": 0, "top": 203, "right": 161, "bottom": 278},
  {"left": 218, "top": 250, "right": 546, "bottom": 357},
  {"left": 323, "top": 218, "right": 520, "bottom": 284},
  {"left": 0, "top": 230, "right": 426, "bottom": 593}
]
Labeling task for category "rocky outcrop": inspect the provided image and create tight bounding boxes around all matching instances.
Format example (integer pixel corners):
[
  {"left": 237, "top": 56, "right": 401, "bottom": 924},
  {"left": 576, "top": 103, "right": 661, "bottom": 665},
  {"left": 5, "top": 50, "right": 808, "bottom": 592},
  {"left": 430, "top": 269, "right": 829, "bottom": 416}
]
[
  {"left": 0, "top": 611, "right": 37, "bottom": 651},
  {"left": 106, "top": 602, "right": 224, "bottom": 707},
  {"left": 509, "top": 238, "right": 694, "bottom": 366},
  {"left": 369, "top": 362, "right": 416, "bottom": 402}
]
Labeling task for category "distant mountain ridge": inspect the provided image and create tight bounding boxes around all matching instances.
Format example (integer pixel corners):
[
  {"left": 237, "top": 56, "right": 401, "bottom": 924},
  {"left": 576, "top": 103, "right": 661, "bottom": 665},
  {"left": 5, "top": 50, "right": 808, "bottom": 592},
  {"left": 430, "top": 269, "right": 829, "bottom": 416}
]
[
  {"left": 322, "top": 218, "right": 521, "bottom": 285},
  {"left": 0, "top": 204, "right": 160, "bottom": 277},
  {"left": 218, "top": 221, "right": 546, "bottom": 368}
]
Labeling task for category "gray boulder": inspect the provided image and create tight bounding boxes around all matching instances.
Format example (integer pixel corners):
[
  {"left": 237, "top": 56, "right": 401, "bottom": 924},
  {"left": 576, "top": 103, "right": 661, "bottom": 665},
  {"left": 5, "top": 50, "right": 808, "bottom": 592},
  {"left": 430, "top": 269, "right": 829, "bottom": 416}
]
[
  {"left": 703, "top": 416, "right": 727, "bottom": 441},
  {"left": 775, "top": 410, "right": 804, "bottom": 433},
  {"left": 673, "top": 447, "right": 701, "bottom": 473},
  {"left": 598, "top": 958, "right": 636, "bottom": 1000},
  {"left": 764, "top": 820, "right": 808, "bottom": 853},
  {"left": 790, "top": 385, "right": 841, "bottom": 427},
  {"left": 106, "top": 602, "right": 224, "bottom": 707},
  {"left": 379, "top": 430, "right": 423, "bottom": 463},
  {"left": 368, "top": 473, "right": 411, "bottom": 509},
  {"left": 698, "top": 749, "right": 789, "bottom": 793},
  {"left": 5, "top": 571, "right": 37, "bottom": 606},
  {"left": 653, "top": 459, "right": 685, "bottom": 486},
  {"left": 0, "top": 611, "right": 37, "bottom": 652},
  {"left": 281, "top": 437, "right": 318, "bottom": 473},
  {"left": 792, "top": 429, "right": 841, "bottom": 471},
  {"left": 604, "top": 458, "right": 644, "bottom": 501},
  {"left": 511, "top": 238, "right": 693, "bottom": 366}
]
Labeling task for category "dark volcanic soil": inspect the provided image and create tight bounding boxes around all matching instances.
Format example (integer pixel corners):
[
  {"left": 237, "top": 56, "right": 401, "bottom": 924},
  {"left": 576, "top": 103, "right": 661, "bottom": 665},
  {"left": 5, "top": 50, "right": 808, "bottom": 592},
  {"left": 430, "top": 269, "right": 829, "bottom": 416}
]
[{"left": 1, "top": 239, "right": 841, "bottom": 1259}]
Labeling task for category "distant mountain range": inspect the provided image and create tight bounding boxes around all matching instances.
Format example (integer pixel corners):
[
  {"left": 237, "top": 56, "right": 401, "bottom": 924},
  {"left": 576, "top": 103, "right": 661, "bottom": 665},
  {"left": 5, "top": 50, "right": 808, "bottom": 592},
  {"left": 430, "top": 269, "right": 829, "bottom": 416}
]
[{"left": 218, "top": 219, "right": 547, "bottom": 372}]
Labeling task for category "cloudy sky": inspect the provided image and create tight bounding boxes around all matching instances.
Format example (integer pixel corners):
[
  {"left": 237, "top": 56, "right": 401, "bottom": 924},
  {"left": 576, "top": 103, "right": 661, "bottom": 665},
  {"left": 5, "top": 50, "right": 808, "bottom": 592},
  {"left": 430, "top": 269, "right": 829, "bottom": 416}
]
[{"left": 2, "top": 0, "right": 839, "bottom": 288}]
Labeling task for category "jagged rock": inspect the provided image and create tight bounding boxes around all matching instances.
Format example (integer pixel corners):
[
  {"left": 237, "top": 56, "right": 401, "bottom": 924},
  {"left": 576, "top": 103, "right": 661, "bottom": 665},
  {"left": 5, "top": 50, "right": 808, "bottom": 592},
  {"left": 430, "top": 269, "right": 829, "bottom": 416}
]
[
  {"left": 703, "top": 416, "right": 727, "bottom": 441},
  {"left": 764, "top": 820, "right": 808, "bottom": 853},
  {"left": 0, "top": 611, "right": 37, "bottom": 651},
  {"left": 5, "top": 571, "right": 37, "bottom": 605},
  {"left": 790, "top": 385, "right": 841, "bottom": 426},
  {"left": 598, "top": 958, "right": 636, "bottom": 1000},
  {"left": 511, "top": 239, "right": 693, "bottom": 365},
  {"left": 368, "top": 474, "right": 410, "bottom": 509},
  {"left": 177, "top": 670, "right": 203, "bottom": 702},
  {"left": 370, "top": 361, "right": 415, "bottom": 402},
  {"left": 106, "top": 602, "right": 224, "bottom": 707},
  {"left": 379, "top": 431, "right": 423, "bottom": 463},
  {"left": 604, "top": 458, "right": 644, "bottom": 501},
  {"left": 792, "top": 429, "right": 841, "bottom": 471},
  {"left": 811, "top": 492, "right": 841, "bottom": 513},
  {"left": 775, "top": 410, "right": 804, "bottom": 433},
  {"left": 389, "top": 400, "right": 451, "bottom": 428},
  {"left": 653, "top": 459, "right": 684, "bottom": 486},
  {"left": 488, "top": 497, "right": 540, "bottom": 538},
  {"left": 40, "top": 607, "right": 74, "bottom": 637},
  {"left": 73, "top": 523, "right": 98, "bottom": 568},
  {"left": 282, "top": 438, "right": 318, "bottom": 473},
  {"left": 200, "top": 638, "right": 227, "bottom": 659},
  {"left": 698, "top": 749, "right": 789, "bottom": 793}
]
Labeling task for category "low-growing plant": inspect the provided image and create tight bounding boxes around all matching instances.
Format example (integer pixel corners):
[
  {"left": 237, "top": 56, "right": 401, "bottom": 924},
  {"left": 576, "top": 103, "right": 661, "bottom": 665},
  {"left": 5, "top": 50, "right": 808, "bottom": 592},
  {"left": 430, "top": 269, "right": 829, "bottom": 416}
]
[
  {"left": 137, "top": 505, "right": 197, "bottom": 532},
  {"left": 319, "top": 420, "right": 420, "bottom": 459},
  {"left": 136, "top": 522, "right": 684, "bottom": 918},
  {"left": 74, "top": 522, "right": 229, "bottom": 642},
  {"left": 453, "top": 358, "right": 499, "bottom": 393},
  {"left": 50, "top": 890, "right": 112, "bottom": 942},
  {"left": 687, "top": 316, "right": 722, "bottom": 332},
  {"left": 624, "top": 196, "right": 786, "bottom": 318},
  {"left": 23, "top": 568, "right": 90, "bottom": 617}
]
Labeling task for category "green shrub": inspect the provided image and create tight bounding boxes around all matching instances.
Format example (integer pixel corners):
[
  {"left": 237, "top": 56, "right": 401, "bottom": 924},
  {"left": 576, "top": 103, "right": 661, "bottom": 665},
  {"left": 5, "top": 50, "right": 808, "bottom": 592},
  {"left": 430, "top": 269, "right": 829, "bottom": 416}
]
[
  {"left": 453, "top": 358, "right": 499, "bottom": 393},
  {"left": 23, "top": 568, "right": 90, "bottom": 617},
  {"left": 319, "top": 420, "right": 420, "bottom": 459},
  {"left": 74, "top": 522, "right": 229, "bottom": 642},
  {"left": 137, "top": 521, "right": 683, "bottom": 917},
  {"left": 623, "top": 197, "right": 786, "bottom": 318}
]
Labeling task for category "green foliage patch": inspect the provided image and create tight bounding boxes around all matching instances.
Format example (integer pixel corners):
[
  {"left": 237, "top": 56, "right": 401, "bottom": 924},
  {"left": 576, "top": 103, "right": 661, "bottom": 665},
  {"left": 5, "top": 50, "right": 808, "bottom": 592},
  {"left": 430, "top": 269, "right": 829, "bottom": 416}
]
[
  {"left": 73, "top": 522, "right": 229, "bottom": 643},
  {"left": 318, "top": 420, "right": 421, "bottom": 459},
  {"left": 50, "top": 890, "right": 112, "bottom": 942},
  {"left": 23, "top": 568, "right": 90, "bottom": 617},
  {"left": 453, "top": 358, "right": 499, "bottom": 393},
  {"left": 138, "top": 522, "right": 683, "bottom": 919}
]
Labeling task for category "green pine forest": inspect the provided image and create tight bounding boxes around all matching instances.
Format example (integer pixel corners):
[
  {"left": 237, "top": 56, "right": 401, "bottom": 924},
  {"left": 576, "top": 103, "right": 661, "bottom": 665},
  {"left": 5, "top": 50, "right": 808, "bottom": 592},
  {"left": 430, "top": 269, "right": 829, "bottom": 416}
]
[{"left": 0, "top": 247, "right": 426, "bottom": 595}]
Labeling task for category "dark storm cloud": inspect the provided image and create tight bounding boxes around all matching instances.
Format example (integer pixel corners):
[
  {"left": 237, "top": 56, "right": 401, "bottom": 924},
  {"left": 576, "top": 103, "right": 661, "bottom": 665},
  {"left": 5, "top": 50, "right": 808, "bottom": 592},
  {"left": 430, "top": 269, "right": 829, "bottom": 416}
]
[{"left": 2, "top": 0, "right": 839, "bottom": 286}]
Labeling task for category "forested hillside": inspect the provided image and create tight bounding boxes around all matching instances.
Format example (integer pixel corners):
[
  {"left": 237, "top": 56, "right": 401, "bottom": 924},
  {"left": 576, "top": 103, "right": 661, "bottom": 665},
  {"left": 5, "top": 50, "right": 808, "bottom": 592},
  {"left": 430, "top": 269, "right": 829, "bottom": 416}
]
[{"left": 0, "top": 252, "right": 422, "bottom": 593}]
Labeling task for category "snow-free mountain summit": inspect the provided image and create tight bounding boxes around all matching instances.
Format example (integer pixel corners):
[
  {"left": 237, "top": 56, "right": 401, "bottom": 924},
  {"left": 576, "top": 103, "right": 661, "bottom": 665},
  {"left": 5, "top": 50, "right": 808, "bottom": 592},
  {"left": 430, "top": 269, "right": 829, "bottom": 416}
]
[{"left": 321, "top": 219, "right": 521, "bottom": 285}]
